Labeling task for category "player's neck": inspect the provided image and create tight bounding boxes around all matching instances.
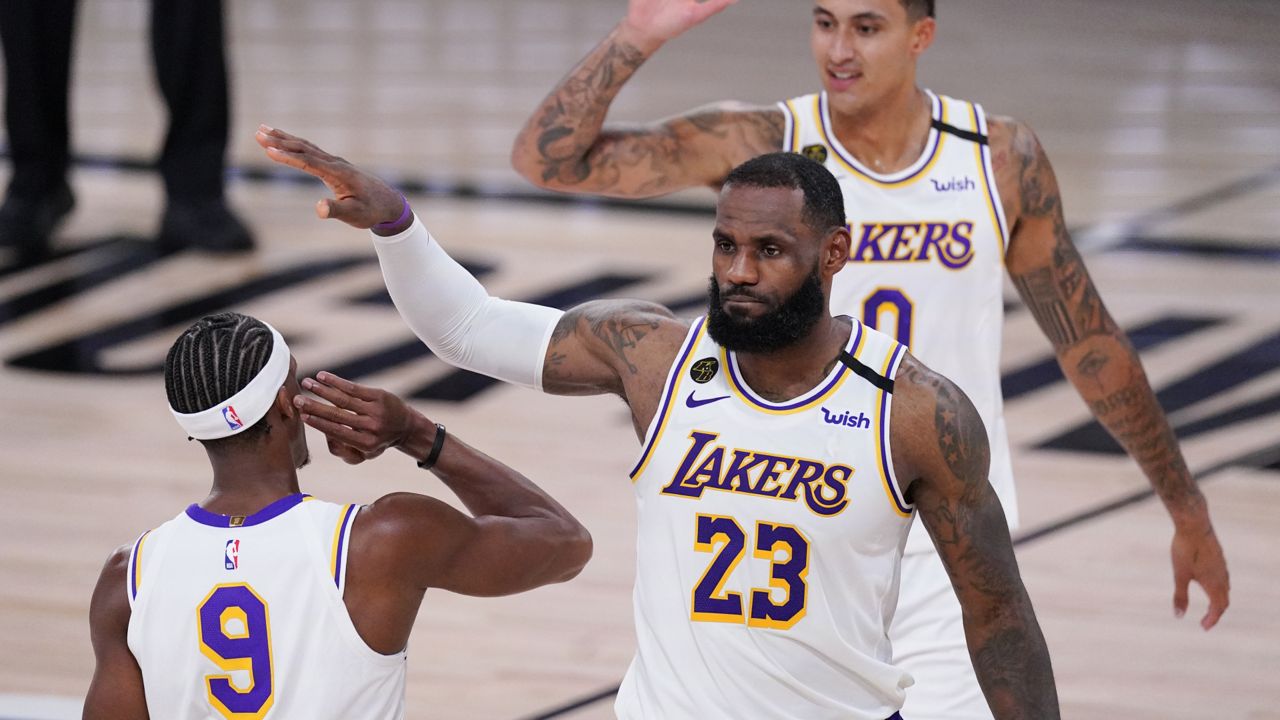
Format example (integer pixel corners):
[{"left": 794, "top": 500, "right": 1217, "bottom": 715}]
[
  {"left": 734, "top": 316, "right": 851, "bottom": 403},
  {"left": 202, "top": 449, "right": 302, "bottom": 516},
  {"left": 829, "top": 84, "right": 930, "bottom": 175}
]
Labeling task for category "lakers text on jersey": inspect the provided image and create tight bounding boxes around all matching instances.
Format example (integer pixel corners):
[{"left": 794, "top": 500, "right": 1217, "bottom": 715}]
[
  {"left": 617, "top": 317, "right": 914, "bottom": 720},
  {"left": 781, "top": 90, "right": 1017, "bottom": 555}
]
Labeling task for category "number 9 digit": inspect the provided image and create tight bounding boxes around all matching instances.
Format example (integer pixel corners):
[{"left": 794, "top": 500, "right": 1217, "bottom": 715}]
[{"left": 197, "top": 584, "right": 275, "bottom": 720}]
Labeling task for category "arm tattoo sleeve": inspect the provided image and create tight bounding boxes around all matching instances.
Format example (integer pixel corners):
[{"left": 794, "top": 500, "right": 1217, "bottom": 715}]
[
  {"left": 902, "top": 360, "right": 1061, "bottom": 717},
  {"left": 1008, "top": 122, "right": 1116, "bottom": 352}
]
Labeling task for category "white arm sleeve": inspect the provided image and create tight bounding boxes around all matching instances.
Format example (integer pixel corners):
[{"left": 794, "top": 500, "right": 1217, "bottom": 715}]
[{"left": 371, "top": 217, "right": 563, "bottom": 391}]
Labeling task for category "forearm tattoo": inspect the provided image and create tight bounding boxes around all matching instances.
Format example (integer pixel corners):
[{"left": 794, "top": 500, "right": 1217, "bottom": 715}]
[
  {"left": 1084, "top": 355, "right": 1204, "bottom": 512},
  {"left": 529, "top": 38, "right": 648, "bottom": 188},
  {"left": 1001, "top": 122, "right": 1202, "bottom": 513},
  {"left": 519, "top": 33, "right": 783, "bottom": 194}
]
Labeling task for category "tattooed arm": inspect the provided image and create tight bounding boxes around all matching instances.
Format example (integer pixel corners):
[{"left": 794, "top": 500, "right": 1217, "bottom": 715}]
[
  {"left": 541, "top": 300, "right": 690, "bottom": 436},
  {"left": 992, "top": 117, "right": 1230, "bottom": 629},
  {"left": 893, "top": 354, "right": 1059, "bottom": 719},
  {"left": 511, "top": 0, "right": 784, "bottom": 198}
]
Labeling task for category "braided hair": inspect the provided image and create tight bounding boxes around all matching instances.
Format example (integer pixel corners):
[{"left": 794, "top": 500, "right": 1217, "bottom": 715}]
[{"left": 165, "top": 312, "right": 276, "bottom": 446}]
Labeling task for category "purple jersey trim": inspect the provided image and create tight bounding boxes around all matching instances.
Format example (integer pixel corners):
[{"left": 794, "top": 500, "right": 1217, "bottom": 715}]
[
  {"left": 630, "top": 317, "right": 706, "bottom": 478},
  {"left": 878, "top": 344, "right": 912, "bottom": 515},
  {"left": 333, "top": 504, "right": 358, "bottom": 588},
  {"left": 972, "top": 103, "right": 1009, "bottom": 249},
  {"left": 821, "top": 91, "right": 942, "bottom": 185},
  {"left": 727, "top": 321, "right": 862, "bottom": 412},
  {"left": 129, "top": 530, "right": 151, "bottom": 600},
  {"left": 185, "top": 493, "right": 310, "bottom": 528}
]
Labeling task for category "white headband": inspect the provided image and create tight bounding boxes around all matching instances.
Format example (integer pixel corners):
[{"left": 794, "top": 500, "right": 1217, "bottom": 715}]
[{"left": 170, "top": 323, "right": 291, "bottom": 440}]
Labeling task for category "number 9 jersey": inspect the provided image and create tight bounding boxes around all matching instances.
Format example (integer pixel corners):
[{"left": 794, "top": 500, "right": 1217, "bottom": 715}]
[
  {"left": 780, "top": 90, "right": 1017, "bottom": 556},
  {"left": 619, "top": 317, "right": 914, "bottom": 720},
  {"left": 125, "top": 494, "right": 406, "bottom": 719}
]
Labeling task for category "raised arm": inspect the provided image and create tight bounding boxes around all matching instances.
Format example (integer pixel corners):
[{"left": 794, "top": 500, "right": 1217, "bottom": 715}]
[
  {"left": 511, "top": 0, "right": 784, "bottom": 197},
  {"left": 83, "top": 547, "right": 149, "bottom": 720},
  {"left": 293, "top": 372, "right": 592, "bottom": 653},
  {"left": 992, "top": 117, "right": 1229, "bottom": 629},
  {"left": 256, "top": 126, "right": 689, "bottom": 429},
  {"left": 892, "top": 353, "right": 1059, "bottom": 719}
]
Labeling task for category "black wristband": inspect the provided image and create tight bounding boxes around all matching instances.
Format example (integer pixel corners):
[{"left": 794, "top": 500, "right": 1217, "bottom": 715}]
[{"left": 416, "top": 423, "right": 447, "bottom": 470}]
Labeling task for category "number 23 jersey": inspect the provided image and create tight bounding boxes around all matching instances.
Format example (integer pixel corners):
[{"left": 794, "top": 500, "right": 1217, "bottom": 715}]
[
  {"left": 618, "top": 318, "right": 914, "bottom": 720},
  {"left": 780, "top": 89, "right": 1017, "bottom": 555}
]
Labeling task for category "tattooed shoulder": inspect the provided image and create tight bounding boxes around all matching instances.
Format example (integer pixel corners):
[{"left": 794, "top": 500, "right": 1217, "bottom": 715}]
[
  {"left": 894, "top": 354, "right": 990, "bottom": 492},
  {"left": 988, "top": 115, "right": 1060, "bottom": 223}
]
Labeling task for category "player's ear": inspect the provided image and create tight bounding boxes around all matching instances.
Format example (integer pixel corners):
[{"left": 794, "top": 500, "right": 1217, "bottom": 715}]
[
  {"left": 822, "top": 224, "right": 851, "bottom": 277},
  {"left": 275, "top": 386, "right": 296, "bottom": 420},
  {"left": 910, "top": 16, "right": 936, "bottom": 55}
]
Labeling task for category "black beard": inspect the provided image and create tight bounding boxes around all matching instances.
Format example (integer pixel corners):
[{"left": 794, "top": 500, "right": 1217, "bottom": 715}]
[{"left": 706, "top": 270, "right": 826, "bottom": 353}]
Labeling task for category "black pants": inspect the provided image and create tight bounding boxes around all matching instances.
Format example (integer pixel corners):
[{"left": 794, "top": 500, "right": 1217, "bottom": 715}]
[{"left": 0, "top": 0, "right": 229, "bottom": 201}]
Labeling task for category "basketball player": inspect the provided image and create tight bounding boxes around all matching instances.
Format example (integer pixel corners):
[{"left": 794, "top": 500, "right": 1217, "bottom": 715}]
[
  {"left": 509, "top": 0, "right": 1230, "bottom": 715},
  {"left": 257, "top": 126, "right": 1060, "bottom": 718},
  {"left": 83, "top": 312, "right": 592, "bottom": 719}
]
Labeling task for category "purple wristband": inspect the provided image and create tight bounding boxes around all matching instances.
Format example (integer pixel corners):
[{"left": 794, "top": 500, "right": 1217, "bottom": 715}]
[{"left": 373, "top": 194, "right": 412, "bottom": 232}]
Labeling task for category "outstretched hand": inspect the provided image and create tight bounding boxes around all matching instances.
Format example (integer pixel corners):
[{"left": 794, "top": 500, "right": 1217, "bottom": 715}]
[
  {"left": 1171, "top": 522, "right": 1230, "bottom": 630},
  {"left": 294, "top": 371, "right": 418, "bottom": 465},
  {"left": 623, "top": 0, "right": 738, "bottom": 47},
  {"left": 255, "top": 125, "right": 409, "bottom": 232}
]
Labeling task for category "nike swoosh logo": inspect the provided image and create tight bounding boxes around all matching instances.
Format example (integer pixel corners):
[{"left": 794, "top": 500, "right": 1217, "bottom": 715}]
[{"left": 685, "top": 391, "right": 730, "bottom": 409}]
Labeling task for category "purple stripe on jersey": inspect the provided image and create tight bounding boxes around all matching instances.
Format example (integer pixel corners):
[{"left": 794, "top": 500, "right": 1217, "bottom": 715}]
[
  {"left": 728, "top": 321, "right": 862, "bottom": 412},
  {"left": 333, "top": 504, "right": 358, "bottom": 588},
  {"left": 185, "top": 493, "right": 310, "bottom": 528},
  {"left": 780, "top": 100, "right": 798, "bottom": 152},
  {"left": 630, "top": 317, "right": 706, "bottom": 478},
  {"left": 878, "top": 344, "right": 912, "bottom": 515},
  {"left": 975, "top": 107, "right": 1008, "bottom": 247},
  {"left": 129, "top": 530, "right": 150, "bottom": 600},
  {"left": 822, "top": 92, "right": 941, "bottom": 185}
]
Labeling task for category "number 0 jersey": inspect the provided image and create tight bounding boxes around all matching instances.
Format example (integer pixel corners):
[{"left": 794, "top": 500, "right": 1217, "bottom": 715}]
[
  {"left": 780, "top": 90, "right": 1017, "bottom": 555},
  {"left": 126, "top": 494, "right": 406, "bottom": 720},
  {"left": 617, "top": 318, "right": 914, "bottom": 720}
]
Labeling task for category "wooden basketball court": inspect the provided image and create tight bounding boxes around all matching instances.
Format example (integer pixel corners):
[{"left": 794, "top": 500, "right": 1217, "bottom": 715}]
[{"left": 1, "top": 1, "right": 1277, "bottom": 717}]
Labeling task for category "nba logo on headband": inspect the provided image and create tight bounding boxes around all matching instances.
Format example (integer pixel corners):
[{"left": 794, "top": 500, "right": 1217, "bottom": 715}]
[{"left": 171, "top": 321, "right": 290, "bottom": 440}]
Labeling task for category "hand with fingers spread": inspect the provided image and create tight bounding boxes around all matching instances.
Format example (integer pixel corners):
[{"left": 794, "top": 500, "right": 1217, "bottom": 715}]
[
  {"left": 622, "top": 0, "right": 739, "bottom": 50},
  {"left": 295, "top": 371, "right": 418, "bottom": 465},
  {"left": 255, "top": 125, "right": 412, "bottom": 234}
]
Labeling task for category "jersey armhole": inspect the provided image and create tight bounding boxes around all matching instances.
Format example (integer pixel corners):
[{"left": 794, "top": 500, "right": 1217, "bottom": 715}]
[
  {"left": 970, "top": 102, "right": 1011, "bottom": 256},
  {"left": 629, "top": 317, "right": 707, "bottom": 481},
  {"left": 330, "top": 504, "right": 360, "bottom": 594},
  {"left": 777, "top": 100, "right": 798, "bottom": 153},
  {"left": 126, "top": 529, "right": 152, "bottom": 609},
  {"left": 876, "top": 343, "right": 913, "bottom": 517}
]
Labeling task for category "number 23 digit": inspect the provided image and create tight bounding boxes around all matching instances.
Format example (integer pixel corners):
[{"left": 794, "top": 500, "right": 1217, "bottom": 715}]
[{"left": 691, "top": 514, "right": 810, "bottom": 630}]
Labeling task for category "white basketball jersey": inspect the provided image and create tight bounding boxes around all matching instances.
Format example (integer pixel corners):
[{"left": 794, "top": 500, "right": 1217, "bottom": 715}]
[
  {"left": 126, "top": 494, "right": 407, "bottom": 719},
  {"left": 780, "top": 89, "right": 1017, "bottom": 554},
  {"left": 617, "top": 317, "right": 914, "bottom": 720}
]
